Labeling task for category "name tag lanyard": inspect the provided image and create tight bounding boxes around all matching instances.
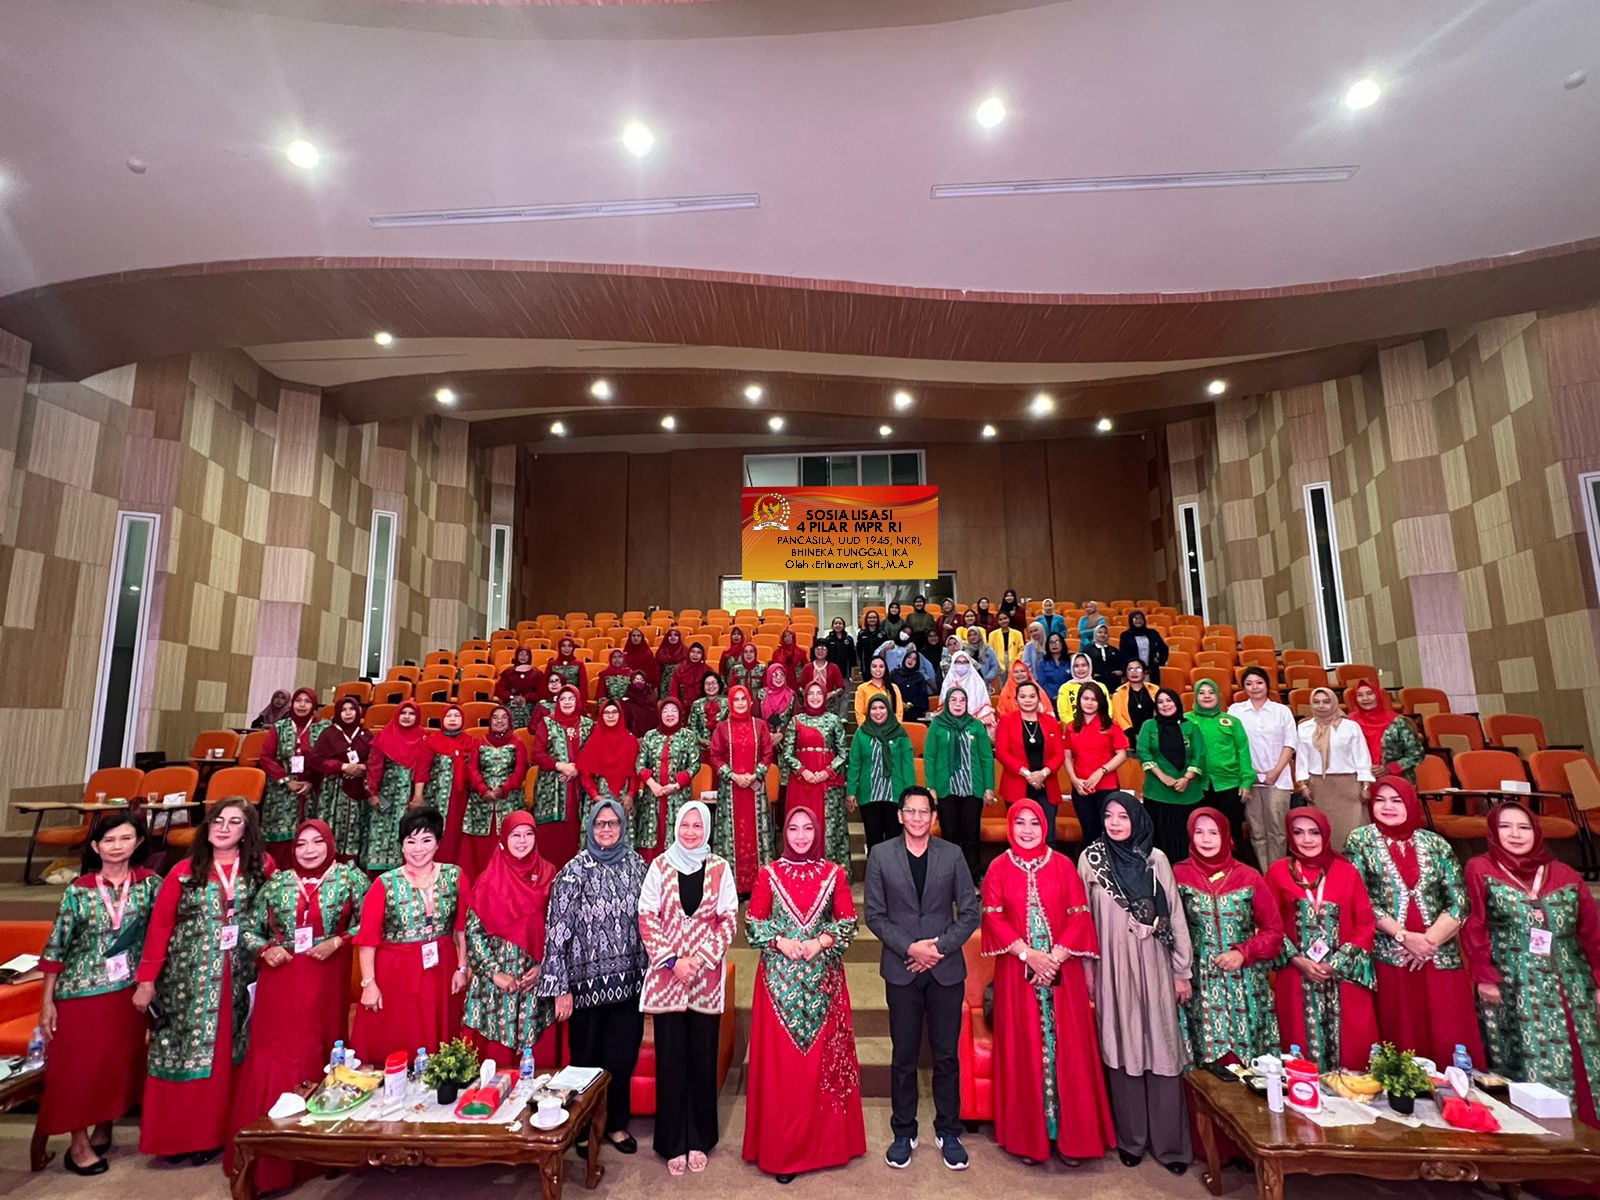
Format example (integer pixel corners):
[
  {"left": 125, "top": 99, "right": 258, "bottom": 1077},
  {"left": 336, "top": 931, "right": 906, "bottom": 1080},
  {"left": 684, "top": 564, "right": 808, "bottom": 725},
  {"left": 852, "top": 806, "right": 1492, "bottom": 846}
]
[{"left": 96, "top": 872, "right": 131, "bottom": 931}]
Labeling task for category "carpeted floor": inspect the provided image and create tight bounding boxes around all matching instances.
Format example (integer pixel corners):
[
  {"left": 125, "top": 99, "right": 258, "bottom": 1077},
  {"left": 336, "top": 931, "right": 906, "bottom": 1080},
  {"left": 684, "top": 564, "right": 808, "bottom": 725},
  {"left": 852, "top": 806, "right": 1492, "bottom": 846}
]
[{"left": 0, "top": 1095, "right": 1506, "bottom": 1200}]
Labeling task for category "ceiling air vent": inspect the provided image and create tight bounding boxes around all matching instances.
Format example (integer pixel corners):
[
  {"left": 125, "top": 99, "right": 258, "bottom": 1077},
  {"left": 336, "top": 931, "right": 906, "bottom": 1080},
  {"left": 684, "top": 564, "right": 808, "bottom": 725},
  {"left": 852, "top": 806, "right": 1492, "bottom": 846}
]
[
  {"left": 369, "top": 193, "right": 759, "bottom": 228},
  {"left": 931, "top": 165, "right": 1357, "bottom": 199}
]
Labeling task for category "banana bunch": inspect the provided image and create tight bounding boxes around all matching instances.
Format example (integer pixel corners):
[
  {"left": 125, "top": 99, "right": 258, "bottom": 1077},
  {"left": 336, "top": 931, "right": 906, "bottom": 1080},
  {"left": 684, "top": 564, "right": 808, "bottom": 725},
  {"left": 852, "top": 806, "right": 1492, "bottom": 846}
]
[
  {"left": 1325, "top": 1072, "right": 1382, "bottom": 1102},
  {"left": 326, "top": 1064, "right": 381, "bottom": 1094}
]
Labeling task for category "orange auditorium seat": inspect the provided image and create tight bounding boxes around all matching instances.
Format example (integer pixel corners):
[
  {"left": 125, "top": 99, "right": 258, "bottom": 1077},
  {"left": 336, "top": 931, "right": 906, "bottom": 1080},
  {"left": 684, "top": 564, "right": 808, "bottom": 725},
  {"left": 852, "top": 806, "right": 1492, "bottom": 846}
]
[
  {"left": 238, "top": 729, "right": 269, "bottom": 770},
  {"left": 1284, "top": 665, "right": 1330, "bottom": 691},
  {"left": 1240, "top": 635, "right": 1275, "bottom": 652},
  {"left": 1335, "top": 663, "right": 1380, "bottom": 689},
  {"left": 1398, "top": 688, "right": 1451, "bottom": 719},
  {"left": 189, "top": 730, "right": 241, "bottom": 763},
  {"left": 365, "top": 704, "right": 396, "bottom": 730},
  {"left": 1281, "top": 649, "right": 1322, "bottom": 670},
  {"left": 333, "top": 681, "right": 373, "bottom": 706},
  {"left": 1424, "top": 713, "right": 1485, "bottom": 756}
]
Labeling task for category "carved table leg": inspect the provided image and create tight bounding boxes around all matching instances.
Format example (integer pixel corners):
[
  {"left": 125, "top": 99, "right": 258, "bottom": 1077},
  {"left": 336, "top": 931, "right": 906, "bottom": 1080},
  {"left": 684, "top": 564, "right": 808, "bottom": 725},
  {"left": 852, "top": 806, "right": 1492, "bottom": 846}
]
[
  {"left": 540, "top": 1152, "right": 563, "bottom": 1200},
  {"left": 585, "top": 1092, "right": 606, "bottom": 1188},
  {"left": 1256, "top": 1156, "right": 1284, "bottom": 1200},
  {"left": 230, "top": 1147, "right": 259, "bottom": 1200},
  {"left": 1194, "top": 1103, "right": 1223, "bottom": 1196},
  {"left": 1498, "top": 1185, "right": 1520, "bottom": 1200},
  {"left": 29, "top": 1117, "right": 52, "bottom": 1172}
]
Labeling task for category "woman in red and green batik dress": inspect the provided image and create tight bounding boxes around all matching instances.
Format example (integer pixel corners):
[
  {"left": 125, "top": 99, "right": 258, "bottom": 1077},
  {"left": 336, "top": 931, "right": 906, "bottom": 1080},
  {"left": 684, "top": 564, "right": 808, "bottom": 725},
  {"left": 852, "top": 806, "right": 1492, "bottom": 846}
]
[
  {"left": 1463, "top": 802, "right": 1600, "bottom": 1128},
  {"left": 670, "top": 641, "right": 714, "bottom": 709},
  {"left": 710, "top": 685, "right": 774, "bottom": 897},
  {"left": 424, "top": 703, "right": 478, "bottom": 864},
  {"left": 727, "top": 642, "right": 765, "bottom": 694},
  {"left": 546, "top": 635, "right": 588, "bottom": 696},
  {"left": 361, "top": 700, "right": 430, "bottom": 876},
  {"left": 37, "top": 813, "right": 161, "bottom": 1175},
  {"left": 531, "top": 686, "right": 592, "bottom": 868},
  {"left": 689, "top": 671, "right": 727, "bottom": 762},
  {"left": 742, "top": 805, "right": 865, "bottom": 1181},
  {"left": 459, "top": 705, "right": 531, "bottom": 880},
  {"left": 1173, "top": 808, "right": 1282, "bottom": 1066},
  {"left": 463, "top": 811, "right": 559, "bottom": 1071},
  {"left": 655, "top": 627, "right": 690, "bottom": 700},
  {"left": 634, "top": 697, "right": 702, "bottom": 861},
  {"left": 760, "top": 662, "right": 798, "bottom": 770},
  {"left": 781, "top": 681, "right": 850, "bottom": 868},
  {"left": 310, "top": 696, "right": 371, "bottom": 862},
  {"left": 576, "top": 698, "right": 640, "bottom": 835},
  {"left": 597, "top": 649, "right": 633, "bottom": 704},
  {"left": 133, "top": 798, "right": 273, "bottom": 1164},
  {"left": 528, "top": 668, "right": 565, "bottom": 730},
  {"left": 495, "top": 647, "right": 544, "bottom": 731},
  {"left": 259, "top": 687, "right": 329, "bottom": 868}
]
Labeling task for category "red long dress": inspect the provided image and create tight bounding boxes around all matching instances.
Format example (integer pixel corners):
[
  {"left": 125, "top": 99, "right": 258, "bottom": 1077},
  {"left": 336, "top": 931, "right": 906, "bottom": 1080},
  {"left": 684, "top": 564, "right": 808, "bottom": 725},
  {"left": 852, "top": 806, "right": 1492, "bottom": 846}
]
[
  {"left": 710, "top": 711, "right": 773, "bottom": 895},
  {"left": 529, "top": 717, "right": 585, "bottom": 868},
  {"left": 784, "top": 720, "right": 842, "bottom": 815},
  {"left": 426, "top": 728, "right": 478, "bottom": 866},
  {"left": 742, "top": 859, "right": 866, "bottom": 1174},
  {"left": 981, "top": 848, "right": 1116, "bottom": 1161}
]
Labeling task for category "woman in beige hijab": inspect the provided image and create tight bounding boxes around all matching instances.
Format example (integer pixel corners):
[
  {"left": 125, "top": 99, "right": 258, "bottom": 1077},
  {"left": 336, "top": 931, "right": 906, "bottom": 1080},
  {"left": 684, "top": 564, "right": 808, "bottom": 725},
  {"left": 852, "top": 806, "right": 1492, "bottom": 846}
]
[{"left": 1293, "top": 686, "right": 1374, "bottom": 845}]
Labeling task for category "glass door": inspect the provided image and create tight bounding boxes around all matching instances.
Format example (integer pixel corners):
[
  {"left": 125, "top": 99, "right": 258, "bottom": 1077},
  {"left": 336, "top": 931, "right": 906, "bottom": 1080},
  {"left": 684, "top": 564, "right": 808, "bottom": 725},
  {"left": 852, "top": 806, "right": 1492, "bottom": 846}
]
[{"left": 818, "top": 584, "right": 857, "bottom": 632}]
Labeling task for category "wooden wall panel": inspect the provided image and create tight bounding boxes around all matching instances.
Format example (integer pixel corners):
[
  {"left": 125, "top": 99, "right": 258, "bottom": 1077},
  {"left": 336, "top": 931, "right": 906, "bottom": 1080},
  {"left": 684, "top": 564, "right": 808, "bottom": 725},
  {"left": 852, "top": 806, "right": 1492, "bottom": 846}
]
[
  {"left": 625, "top": 454, "right": 672, "bottom": 611},
  {"left": 1045, "top": 436, "right": 1160, "bottom": 604},
  {"left": 517, "top": 451, "right": 629, "bottom": 616},
  {"left": 666, "top": 448, "right": 744, "bottom": 610}
]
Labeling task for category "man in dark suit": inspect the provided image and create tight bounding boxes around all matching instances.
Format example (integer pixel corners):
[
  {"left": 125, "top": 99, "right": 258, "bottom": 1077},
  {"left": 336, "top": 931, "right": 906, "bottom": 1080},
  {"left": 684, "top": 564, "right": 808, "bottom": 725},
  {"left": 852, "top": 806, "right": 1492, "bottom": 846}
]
[{"left": 863, "top": 785, "right": 980, "bottom": 1170}]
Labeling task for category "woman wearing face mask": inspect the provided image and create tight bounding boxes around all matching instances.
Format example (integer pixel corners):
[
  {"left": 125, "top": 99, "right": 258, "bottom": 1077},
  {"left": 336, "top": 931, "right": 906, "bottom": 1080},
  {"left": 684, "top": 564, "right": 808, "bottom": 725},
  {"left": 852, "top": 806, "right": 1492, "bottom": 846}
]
[
  {"left": 853, "top": 655, "right": 904, "bottom": 728},
  {"left": 259, "top": 687, "right": 329, "bottom": 868},
  {"left": 1078, "top": 794, "right": 1194, "bottom": 1175},
  {"left": 925, "top": 687, "right": 996, "bottom": 881},
  {"left": 622, "top": 670, "right": 662, "bottom": 737},
  {"left": 598, "top": 649, "right": 634, "bottom": 704},
  {"left": 670, "top": 642, "right": 714, "bottom": 709},
  {"left": 639, "top": 802, "right": 739, "bottom": 1175},
  {"left": 463, "top": 812, "right": 559, "bottom": 1075},
  {"left": 783, "top": 682, "right": 851, "bottom": 868},
  {"left": 885, "top": 626, "right": 917, "bottom": 674},
  {"left": 363, "top": 700, "right": 431, "bottom": 875},
  {"left": 547, "top": 636, "right": 588, "bottom": 696},
  {"left": 744, "top": 805, "right": 865, "bottom": 1182},
  {"left": 1343, "top": 773, "right": 1481, "bottom": 1070},
  {"left": 311, "top": 696, "right": 372, "bottom": 862},
  {"left": 821, "top": 618, "right": 856, "bottom": 681},
  {"left": 856, "top": 609, "right": 889, "bottom": 679},
  {"left": 982, "top": 799, "right": 1113, "bottom": 1167},
  {"left": 226, "top": 820, "right": 367, "bottom": 1189},
  {"left": 496, "top": 647, "right": 544, "bottom": 730},
  {"left": 424, "top": 703, "right": 478, "bottom": 865},
  {"left": 728, "top": 642, "right": 765, "bottom": 695},
  {"left": 1264, "top": 809, "right": 1378, "bottom": 1072},
  {"left": 1137, "top": 688, "right": 1207, "bottom": 865},
  {"left": 530, "top": 686, "right": 593, "bottom": 868},
  {"left": 133, "top": 799, "right": 272, "bottom": 1165},
  {"left": 1462, "top": 802, "right": 1600, "bottom": 1129},
  {"left": 460, "top": 705, "right": 531, "bottom": 880},
  {"left": 655, "top": 627, "right": 690, "bottom": 700},
  {"left": 37, "top": 814, "right": 159, "bottom": 1176},
  {"left": 351, "top": 807, "right": 469, "bottom": 1063},
  {"left": 623, "top": 627, "right": 661, "bottom": 692},
  {"left": 846, "top": 696, "right": 917, "bottom": 853},
  {"left": 577, "top": 698, "right": 641, "bottom": 834},
  {"left": 634, "top": 698, "right": 702, "bottom": 860},
  {"left": 1347, "top": 679, "right": 1425, "bottom": 784},
  {"left": 690, "top": 672, "right": 728, "bottom": 760},
  {"left": 1172, "top": 809, "right": 1282, "bottom": 1067},
  {"left": 539, "top": 799, "right": 650, "bottom": 1156},
  {"left": 710, "top": 685, "right": 775, "bottom": 896},
  {"left": 940, "top": 649, "right": 996, "bottom": 734},
  {"left": 1295, "top": 686, "right": 1374, "bottom": 848},
  {"left": 995, "top": 681, "right": 1066, "bottom": 849}
]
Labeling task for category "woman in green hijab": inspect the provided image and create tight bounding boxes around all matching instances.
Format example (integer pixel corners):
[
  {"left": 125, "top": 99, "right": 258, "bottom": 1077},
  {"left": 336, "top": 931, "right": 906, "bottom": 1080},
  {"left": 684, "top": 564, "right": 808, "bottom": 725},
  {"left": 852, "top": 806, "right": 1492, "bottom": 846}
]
[
  {"left": 1184, "top": 679, "right": 1255, "bottom": 857},
  {"left": 924, "top": 687, "right": 996, "bottom": 880},
  {"left": 846, "top": 695, "right": 916, "bottom": 853}
]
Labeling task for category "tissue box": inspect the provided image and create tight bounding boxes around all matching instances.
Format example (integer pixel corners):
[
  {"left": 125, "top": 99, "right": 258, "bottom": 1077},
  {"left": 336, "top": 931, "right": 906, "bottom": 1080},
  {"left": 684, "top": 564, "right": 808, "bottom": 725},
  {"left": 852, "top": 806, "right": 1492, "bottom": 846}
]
[{"left": 1509, "top": 1080, "right": 1570, "bottom": 1119}]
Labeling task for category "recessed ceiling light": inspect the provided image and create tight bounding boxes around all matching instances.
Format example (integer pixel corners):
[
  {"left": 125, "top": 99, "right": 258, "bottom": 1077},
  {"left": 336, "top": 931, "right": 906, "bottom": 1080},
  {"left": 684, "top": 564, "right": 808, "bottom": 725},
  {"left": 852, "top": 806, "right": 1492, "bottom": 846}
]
[
  {"left": 892, "top": 390, "right": 915, "bottom": 411},
  {"left": 768, "top": 416, "right": 785, "bottom": 432},
  {"left": 1563, "top": 70, "right": 1588, "bottom": 91},
  {"left": 744, "top": 384, "right": 764, "bottom": 402},
  {"left": 434, "top": 387, "right": 457, "bottom": 406},
  {"left": 981, "top": 424, "right": 997, "bottom": 439},
  {"left": 1096, "top": 417, "right": 1113, "bottom": 433},
  {"left": 126, "top": 157, "right": 147, "bottom": 175},
  {"left": 589, "top": 379, "right": 613, "bottom": 401},
  {"left": 622, "top": 121, "right": 655, "bottom": 158},
  {"left": 1206, "top": 378, "right": 1228, "bottom": 396},
  {"left": 1029, "top": 392, "right": 1055, "bottom": 417},
  {"left": 975, "top": 96, "right": 1007, "bottom": 129},
  {"left": 1344, "top": 78, "right": 1381, "bottom": 110},
  {"left": 550, "top": 420, "right": 567, "bottom": 437},
  {"left": 878, "top": 424, "right": 893, "bottom": 437},
  {"left": 659, "top": 414, "right": 677, "bottom": 431},
  {"left": 373, "top": 331, "right": 394, "bottom": 347},
  {"left": 285, "top": 139, "right": 320, "bottom": 169}
]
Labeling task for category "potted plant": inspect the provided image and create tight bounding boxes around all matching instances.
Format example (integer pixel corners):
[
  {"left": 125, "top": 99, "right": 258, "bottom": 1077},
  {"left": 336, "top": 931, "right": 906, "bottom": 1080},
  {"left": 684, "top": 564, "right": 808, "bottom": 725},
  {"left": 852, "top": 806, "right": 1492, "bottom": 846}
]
[
  {"left": 423, "top": 1037, "right": 480, "bottom": 1106},
  {"left": 1369, "top": 1042, "right": 1432, "bottom": 1115}
]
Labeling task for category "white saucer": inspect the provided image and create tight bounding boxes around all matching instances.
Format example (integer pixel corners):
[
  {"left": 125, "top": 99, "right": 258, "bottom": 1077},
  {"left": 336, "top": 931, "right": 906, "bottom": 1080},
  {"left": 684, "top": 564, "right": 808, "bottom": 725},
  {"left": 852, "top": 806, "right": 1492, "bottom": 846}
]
[{"left": 531, "top": 1107, "right": 568, "bottom": 1130}]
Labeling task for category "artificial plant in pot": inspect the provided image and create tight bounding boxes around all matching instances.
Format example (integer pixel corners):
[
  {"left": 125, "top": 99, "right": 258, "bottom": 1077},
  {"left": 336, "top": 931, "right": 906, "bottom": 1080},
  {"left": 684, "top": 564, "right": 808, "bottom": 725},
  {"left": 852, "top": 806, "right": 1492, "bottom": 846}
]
[
  {"left": 424, "top": 1037, "right": 480, "bottom": 1105},
  {"left": 1369, "top": 1042, "right": 1432, "bottom": 1115}
]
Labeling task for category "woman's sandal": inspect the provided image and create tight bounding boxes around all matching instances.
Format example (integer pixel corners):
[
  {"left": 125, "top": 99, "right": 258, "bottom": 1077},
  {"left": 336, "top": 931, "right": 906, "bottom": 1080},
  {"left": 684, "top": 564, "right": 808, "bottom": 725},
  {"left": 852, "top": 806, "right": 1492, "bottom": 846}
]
[
  {"left": 668, "top": 1156, "right": 687, "bottom": 1177},
  {"left": 688, "top": 1151, "right": 708, "bottom": 1173}
]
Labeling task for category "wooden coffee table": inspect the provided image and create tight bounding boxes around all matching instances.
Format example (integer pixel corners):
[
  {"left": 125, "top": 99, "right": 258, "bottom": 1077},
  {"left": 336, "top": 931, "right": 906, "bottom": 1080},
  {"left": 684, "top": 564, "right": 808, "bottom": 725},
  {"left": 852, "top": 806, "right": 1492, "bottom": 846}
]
[
  {"left": 0, "top": 1064, "right": 50, "bottom": 1171},
  {"left": 230, "top": 1071, "right": 608, "bottom": 1200},
  {"left": 1187, "top": 1068, "right": 1600, "bottom": 1199}
]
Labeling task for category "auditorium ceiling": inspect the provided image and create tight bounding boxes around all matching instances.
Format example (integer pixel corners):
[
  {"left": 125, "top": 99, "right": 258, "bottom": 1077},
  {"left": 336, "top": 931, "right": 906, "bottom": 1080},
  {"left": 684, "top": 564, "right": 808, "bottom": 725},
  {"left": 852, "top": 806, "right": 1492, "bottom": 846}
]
[{"left": 2, "top": 0, "right": 1597, "bottom": 446}]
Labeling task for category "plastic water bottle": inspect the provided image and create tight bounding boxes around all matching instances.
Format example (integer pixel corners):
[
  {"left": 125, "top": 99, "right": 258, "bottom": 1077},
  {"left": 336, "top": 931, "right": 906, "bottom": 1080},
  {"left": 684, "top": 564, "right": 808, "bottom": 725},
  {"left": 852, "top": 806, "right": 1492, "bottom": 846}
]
[
  {"left": 1288, "top": 1044, "right": 1303, "bottom": 1061},
  {"left": 25, "top": 1027, "right": 45, "bottom": 1069},
  {"left": 413, "top": 1046, "right": 429, "bottom": 1081},
  {"left": 330, "top": 1039, "right": 346, "bottom": 1069},
  {"left": 1453, "top": 1044, "right": 1474, "bottom": 1074},
  {"left": 1264, "top": 1059, "right": 1284, "bottom": 1114},
  {"left": 520, "top": 1047, "right": 536, "bottom": 1081}
]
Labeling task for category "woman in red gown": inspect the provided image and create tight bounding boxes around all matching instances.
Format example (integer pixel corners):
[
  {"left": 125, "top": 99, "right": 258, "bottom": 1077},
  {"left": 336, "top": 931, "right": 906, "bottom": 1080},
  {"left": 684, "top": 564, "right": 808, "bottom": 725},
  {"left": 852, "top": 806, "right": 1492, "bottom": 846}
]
[
  {"left": 1265, "top": 807, "right": 1380, "bottom": 1071},
  {"left": 224, "top": 820, "right": 368, "bottom": 1189},
  {"left": 576, "top": 698, "right": 640, "bottom": 830},
  {"left": 670, "top": 642, "right": 714, "bottom": 708},
  {"left": 771, "top": 629, "right": 807, "bottom": 680},
  {"left": 623, "top": 626, "right": 661, "bottom": 691},
  {"left": 981, "top": 798, "right": 1115, "bottom": 1165},
  {"left": 710, "top": 685, "right": 774, "bottom": 897},
  {"left": 425, "top": 703, "right": 478, "bottom": 865},
  {"left": 743, "top": 805, "right": 865, "bottom": 1181}
]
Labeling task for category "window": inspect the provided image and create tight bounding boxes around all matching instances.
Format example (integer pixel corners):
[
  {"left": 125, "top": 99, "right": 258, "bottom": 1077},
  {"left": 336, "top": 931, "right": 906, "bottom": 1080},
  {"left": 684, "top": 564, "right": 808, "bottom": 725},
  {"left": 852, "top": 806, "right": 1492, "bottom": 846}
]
[
  {"left": 88, "top": 512, "right": 159, "bottom": 771},
  {"left": 486, "top": 523, "right": 511, "bottom": 637},
  {"left": 362, "top": 510, "right": 398, "bottom": 679},
  {"left": 744, "top": 451, "right": 925, "bottom": 487},
  {"left": 718, "top": 578, "right": 790, "bottom": 613},
  {"left": 1177, "top": 502, "right": 1208, "bottom": 624},
  {"left": 1304, "top": 482, "right": 1350, "bottom": 665}
]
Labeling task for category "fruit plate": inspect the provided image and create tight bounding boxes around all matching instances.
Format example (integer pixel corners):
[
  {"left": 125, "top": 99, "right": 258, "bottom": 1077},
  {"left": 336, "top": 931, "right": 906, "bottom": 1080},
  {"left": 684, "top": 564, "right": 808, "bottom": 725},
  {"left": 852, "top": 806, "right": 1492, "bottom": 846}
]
[{"left": 306, "top": 1084, "right": 376, "bottom": 1117}]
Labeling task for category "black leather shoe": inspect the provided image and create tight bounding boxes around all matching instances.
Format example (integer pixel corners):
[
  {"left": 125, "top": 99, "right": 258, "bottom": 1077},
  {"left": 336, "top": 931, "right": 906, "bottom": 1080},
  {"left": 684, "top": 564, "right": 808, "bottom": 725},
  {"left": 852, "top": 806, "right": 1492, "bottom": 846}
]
[
  {"left": 1164, "top": 1161, "right": 1189, "bottom": 1176},
  {"left": 608, "top": 1133, "right": 638, "bottom": 1155},
  {"left": 1117, "top": 1149, "right": 1142, "bottom": 1168},
  {"left": 90, "top": 1134, "right": 112, "bottom": 1156},
  {"left": 65, "top": 1154, "right": 108, "bottom": 1176},
  {"left": 163, "top": 1154, "right": 189, "bottom": 1165},
  {"left": 776, "top": 1174, "right": 796, "bottom": 1185},
  {"left": 189, "top": 1148, "right": 222, "bottom": 1166}
]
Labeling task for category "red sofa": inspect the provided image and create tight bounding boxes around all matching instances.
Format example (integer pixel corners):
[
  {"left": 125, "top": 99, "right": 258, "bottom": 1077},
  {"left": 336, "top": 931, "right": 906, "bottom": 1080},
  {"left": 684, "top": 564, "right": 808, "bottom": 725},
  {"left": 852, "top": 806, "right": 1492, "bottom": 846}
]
[
  {"left": 0, "top": 921, "right": 54, "bottom": 1056},
  {"left": 630, "top": 961, "right": 737, "bottom": 1116},
  {"left": 957, "top": 932, "right": 994, "bottom": 1123}
]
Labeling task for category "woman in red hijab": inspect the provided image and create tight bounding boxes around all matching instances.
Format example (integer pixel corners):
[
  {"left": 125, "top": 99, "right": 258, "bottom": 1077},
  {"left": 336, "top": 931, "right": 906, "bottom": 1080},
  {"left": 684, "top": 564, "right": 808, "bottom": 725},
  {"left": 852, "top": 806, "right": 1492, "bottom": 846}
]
[
  {"left": 743, "top": 804, "right": 865, "bottom": 1181},
  {"left": 796, "top": 641, "right": 846, "bottom": 713},
  {"left": 728, "top": 642, "right": 764, "bottom": 694},
  {"left": 622, "top": 670, "right": 661, "bottom": 737},
  {"left": 771, "top": 629, "right": 806, "bottom": 680},
  {"left": 597, "top": 649, "right": 633, "bottom": 704},
  {"left": 759, "top": 662, "right": 796, "bottom": 734},
  {"left": 530, "top": 687, "right": 591, "bottom": 867},
  {"left": 623, "top": 627, "right": 660, "bottom": 690},
  {"left": 710, "top": 685, "right": 773, "bottom": 896},
  {"left": 547, "top": 636, "right": 588, "bottom": 697},
  {"left": 423, "top": 704, "right": 478, "bottom": 865},
  {"left": 655, "top": 628, "right": 690, "bottom": 699},
  {"left": 310, "top": 696, "right": 371, "bottom": 862},
  {"left": 225, "top": 820, "right": 368, "bottom": 1188},
  {"left": 363, "top": 700, "right": 431, "bottom": 875},
  {"left": 461, "top": 705, "right": 532, "bottom": 881},
  {"left": 717, "top": 627, "right": 748, "bottom": 676},
  {"left": 495, "top": 647, "right": 544, "bottom": 730},
  {"left": 1347, "top": 680, "right": 1426, "bottom": 783},
  {"left": 576, "top": 698, "right": 640, "bottom": 833},
  {"left": 1264, "top": 807, "right": 1379, "bottom": 1071},
  {"left": 671, "top": 642, "right": 713, "bottom": 708},
  {"left": 633, "top": 698, "right": 701, "bottom": 860},
  {"left": 463, "top": 812, "right": 560, "bottom": 1071},
  {"left": 1463, "top": 802, "right": 1600, "bottom": 1128},
  {"left": 981, "top": 797, "right": 1113, "bottom": 1166}
]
